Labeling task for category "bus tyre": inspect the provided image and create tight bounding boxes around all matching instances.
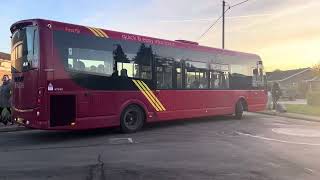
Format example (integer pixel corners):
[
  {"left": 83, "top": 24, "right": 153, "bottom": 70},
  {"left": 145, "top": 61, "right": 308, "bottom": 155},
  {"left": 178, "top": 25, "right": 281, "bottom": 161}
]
[
  {"left": 234, "top": 101, "right": 244, "bottom": 120},
  {"left": 120, "top": 105, "right": 145, "bottom": 133}
]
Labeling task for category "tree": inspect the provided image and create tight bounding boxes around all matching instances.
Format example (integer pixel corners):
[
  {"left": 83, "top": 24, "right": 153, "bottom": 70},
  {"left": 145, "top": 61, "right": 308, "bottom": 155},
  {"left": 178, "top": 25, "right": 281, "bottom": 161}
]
[
  {"left": 312, "top": 63, "right": 320, "bottom": 76},
  {"left": 133, "top": 43, "right": 153, "bottom": 65},
  {"left": 113, "top": 45, "right": 129, "bottom": 69},
  {"left": 133, "top": 44, "right": 154, "bottom": 78}
]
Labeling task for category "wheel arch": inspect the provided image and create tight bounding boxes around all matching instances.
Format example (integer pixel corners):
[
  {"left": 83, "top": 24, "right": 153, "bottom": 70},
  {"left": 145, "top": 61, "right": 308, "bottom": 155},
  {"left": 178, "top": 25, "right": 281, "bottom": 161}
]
[{"left": 119, "top": 99, "right": 149, "bottom": 122}]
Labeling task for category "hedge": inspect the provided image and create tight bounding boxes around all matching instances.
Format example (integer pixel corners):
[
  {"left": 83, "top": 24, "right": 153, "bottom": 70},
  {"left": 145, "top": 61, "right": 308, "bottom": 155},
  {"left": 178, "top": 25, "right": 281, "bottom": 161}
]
[{"left": 307, "top": 91, "right": 320, "bottom": 106}]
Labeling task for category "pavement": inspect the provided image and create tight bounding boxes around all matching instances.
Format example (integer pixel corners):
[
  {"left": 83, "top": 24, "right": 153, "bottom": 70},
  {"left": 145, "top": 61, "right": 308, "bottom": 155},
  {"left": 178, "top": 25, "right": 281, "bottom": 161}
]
[
  {"left": 259, "top": 110, "right": 320, "bottom": 122},
  {"left": 1, "top": 113, "right": 320, "bottom": 179},
  {"left": 0, "top": 123, "right": 27, "bottom": 133},
  {"left": 279, "top": 99, "right": 307, "bottom": 105}
]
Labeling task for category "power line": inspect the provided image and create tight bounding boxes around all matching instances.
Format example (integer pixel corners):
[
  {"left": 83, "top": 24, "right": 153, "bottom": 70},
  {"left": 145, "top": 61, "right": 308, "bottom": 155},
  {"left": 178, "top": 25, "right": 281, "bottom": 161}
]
[
  {"left": 197, "top": 0, "right": 251, "bottom": 41},
  {"left": 197, "top": 8, "right": 230, "bottom": 41},
  {"left": 230, "top": 0, "right": 250, "bottom": 8}
]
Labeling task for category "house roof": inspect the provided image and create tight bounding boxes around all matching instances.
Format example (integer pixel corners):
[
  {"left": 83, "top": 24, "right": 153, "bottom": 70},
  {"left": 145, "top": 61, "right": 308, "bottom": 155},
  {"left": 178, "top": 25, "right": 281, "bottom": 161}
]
[
  {"left": 307, "top": 76, "right": 320, "bottom": 82},
  {"left": 266, "top": 68, "right": 311, "bottom": 82},
  {"left": 0, "top": 52, "right": 10, "bottom": 60}
]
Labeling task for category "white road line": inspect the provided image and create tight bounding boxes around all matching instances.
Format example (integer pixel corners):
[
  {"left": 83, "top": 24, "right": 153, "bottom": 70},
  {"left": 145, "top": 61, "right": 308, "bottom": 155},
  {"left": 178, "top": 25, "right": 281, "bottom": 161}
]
[
  {"left": 237, "top": 132, "right": 320, "bottom": 146},
  {"left": 304, "top": 168, "right": 314, "bottom": 174},
  {"left": 272, "top": 128, "right": 320, "bottom": 137}
]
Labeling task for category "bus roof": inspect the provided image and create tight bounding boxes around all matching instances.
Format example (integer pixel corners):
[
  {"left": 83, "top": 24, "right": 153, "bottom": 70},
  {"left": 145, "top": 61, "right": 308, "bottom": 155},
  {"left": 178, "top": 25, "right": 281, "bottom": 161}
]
[{"left": 11, "top": 19, "right": 260, "bottom": 60}]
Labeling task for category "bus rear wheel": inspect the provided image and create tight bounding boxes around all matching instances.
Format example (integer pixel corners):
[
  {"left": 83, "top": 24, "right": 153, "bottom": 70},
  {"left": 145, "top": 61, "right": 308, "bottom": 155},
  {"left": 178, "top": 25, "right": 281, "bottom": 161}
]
[
  {"left": 234, "top": 100, "right": 244, "bottom": 120},
  {"left": 120, "top": 105, "right": 145, "bottom": 133}
]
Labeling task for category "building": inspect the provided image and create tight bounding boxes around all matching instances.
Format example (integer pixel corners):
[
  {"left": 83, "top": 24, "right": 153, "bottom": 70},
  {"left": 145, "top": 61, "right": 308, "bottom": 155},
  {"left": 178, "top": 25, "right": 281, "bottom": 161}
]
[
  {"left": 266, "top": 68, "right": 316, "bottom": 99},
  {"left": 307, "top": 76, "right": 320, "bottom": 91},
  {"left": 0, "top": 52, "right": 11, "bottom": 78}
]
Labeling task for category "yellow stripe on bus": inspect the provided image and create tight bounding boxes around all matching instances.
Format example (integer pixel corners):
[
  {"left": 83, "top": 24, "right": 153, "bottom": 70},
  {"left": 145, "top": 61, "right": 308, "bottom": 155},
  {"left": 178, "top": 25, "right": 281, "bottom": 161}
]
[
  {"left": 92, "top": 28, "right": 105, "bottom": 37},
  {"left": 86, "top": 27, "right": 102, "bottom": 37},
  {"left": 136, "top": 80, "right": 164, "bottom": 111},
  {"left": 132, "top": 80, "right": 161, "bottom": 112},
  {"left": 139, "top": 80, "right": 166, "bottom": 111},
  {"left": 95, "top": 28, "right": 109, "bottom": 38}
]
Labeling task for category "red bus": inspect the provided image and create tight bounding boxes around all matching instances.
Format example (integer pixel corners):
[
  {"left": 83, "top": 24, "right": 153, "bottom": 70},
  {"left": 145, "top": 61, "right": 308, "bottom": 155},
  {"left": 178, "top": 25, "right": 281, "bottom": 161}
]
[{"left": 11, "top": 19, "right": 267, "bottom": 133}]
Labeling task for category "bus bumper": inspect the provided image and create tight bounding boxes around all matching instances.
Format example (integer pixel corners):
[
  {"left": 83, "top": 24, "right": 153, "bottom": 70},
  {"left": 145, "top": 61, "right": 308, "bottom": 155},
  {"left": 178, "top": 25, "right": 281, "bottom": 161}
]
[{"left": 12, "top": 107, "right": 48, "bottom": 129}]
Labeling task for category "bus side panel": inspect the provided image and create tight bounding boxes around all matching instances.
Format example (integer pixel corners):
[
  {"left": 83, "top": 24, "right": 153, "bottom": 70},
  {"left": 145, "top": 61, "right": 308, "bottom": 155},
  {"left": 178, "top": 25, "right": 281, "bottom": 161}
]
[
  {"left": 247, "top": 90, "right": 267, "bottom": 112},
  {"left": 155, "top": 90, "right": 238, "bottom": 121}
]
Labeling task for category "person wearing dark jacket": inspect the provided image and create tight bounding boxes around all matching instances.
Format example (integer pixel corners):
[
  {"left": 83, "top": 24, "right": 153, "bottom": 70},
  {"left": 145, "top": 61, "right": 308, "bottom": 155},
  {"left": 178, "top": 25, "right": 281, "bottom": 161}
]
[
  {"left": 0, "top": 75, "right": 12, "bottom": 125},
  {"left": 271, "top": 82, "right": 282, "bottom": 110}
]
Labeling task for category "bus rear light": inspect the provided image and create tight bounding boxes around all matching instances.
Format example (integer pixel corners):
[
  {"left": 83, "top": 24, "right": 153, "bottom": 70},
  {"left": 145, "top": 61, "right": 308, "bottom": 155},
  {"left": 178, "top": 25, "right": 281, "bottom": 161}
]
[{"left": 36, "top": 111, "right": 40, "bottom": 117}]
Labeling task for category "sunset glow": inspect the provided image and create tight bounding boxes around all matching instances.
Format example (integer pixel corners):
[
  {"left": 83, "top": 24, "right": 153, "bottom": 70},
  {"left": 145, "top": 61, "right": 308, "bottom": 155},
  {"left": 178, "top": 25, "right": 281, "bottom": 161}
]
[{"left": 0, "top": 0, "right": 319, "bottom": 71}]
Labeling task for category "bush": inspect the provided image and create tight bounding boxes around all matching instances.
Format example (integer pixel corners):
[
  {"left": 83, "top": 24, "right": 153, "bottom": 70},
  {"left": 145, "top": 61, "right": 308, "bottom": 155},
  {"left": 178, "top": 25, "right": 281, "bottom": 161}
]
[{"left": 307, "top": 91, "right": 320, "bottom": 106}]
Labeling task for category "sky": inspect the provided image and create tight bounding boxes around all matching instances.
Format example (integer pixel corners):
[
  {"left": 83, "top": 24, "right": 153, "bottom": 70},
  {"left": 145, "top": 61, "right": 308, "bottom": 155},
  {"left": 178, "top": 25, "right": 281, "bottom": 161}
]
[{"left": 0, "top": 0, "right": 319, "bottom": 71}]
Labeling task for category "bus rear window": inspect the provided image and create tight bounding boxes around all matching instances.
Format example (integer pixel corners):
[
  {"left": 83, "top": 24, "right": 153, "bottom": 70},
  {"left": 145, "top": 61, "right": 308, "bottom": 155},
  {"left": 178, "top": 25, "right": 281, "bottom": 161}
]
[{"left": 11, "top": 26, "right": 39, "bottom": 72}]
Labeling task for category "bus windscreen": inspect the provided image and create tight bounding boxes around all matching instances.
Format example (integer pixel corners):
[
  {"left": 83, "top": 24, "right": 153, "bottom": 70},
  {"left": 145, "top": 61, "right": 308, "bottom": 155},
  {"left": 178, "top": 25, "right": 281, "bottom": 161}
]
[{"left": 11, "top": 26, "right": 39, "bottom": 73}]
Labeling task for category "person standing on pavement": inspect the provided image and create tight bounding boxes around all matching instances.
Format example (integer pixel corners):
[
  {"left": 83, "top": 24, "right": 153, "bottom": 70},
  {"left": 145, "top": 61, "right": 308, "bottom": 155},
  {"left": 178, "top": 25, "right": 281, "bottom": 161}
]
[
  {"left": 271, "top": 82, "right": 282, "bottom": 110},
  {"left": 0, "top": 75, "right": 12, "bottom": 125}
]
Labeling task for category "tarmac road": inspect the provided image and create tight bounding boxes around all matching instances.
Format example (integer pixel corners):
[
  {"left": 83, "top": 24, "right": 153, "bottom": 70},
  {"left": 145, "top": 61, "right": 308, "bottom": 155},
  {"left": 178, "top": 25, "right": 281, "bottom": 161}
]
[{"left": 0, "top": 113, "right": 320, "bottom": 180}]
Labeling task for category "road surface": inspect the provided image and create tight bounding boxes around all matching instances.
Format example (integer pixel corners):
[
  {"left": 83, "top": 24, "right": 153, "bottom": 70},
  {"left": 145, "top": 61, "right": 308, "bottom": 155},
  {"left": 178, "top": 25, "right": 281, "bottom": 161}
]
[{"left": 0, "top": 113, "right": 320, "bottom": 180}]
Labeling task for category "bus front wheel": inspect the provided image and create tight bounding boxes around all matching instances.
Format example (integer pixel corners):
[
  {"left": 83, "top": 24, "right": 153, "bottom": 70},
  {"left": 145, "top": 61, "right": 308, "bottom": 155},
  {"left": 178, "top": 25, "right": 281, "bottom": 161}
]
[
  {"left": 120, "top": 105, "right": 145, "bottom": 133},
  {"left": 234, "top": 100, "right": 244, "bottom": 120}
]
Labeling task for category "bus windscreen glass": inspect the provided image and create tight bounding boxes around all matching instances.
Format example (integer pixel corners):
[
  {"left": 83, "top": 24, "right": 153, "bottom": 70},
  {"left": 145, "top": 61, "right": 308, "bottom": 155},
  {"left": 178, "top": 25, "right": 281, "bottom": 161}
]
[{"left": 11, "top": 26, "right": 39, "bottom": 72}]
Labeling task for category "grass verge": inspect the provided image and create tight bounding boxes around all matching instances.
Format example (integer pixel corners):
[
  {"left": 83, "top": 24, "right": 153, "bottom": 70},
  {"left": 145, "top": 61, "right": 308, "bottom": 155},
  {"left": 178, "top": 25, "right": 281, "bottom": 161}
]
[{"left": 285, "top": 104, "right": 320, "bottom": 117}]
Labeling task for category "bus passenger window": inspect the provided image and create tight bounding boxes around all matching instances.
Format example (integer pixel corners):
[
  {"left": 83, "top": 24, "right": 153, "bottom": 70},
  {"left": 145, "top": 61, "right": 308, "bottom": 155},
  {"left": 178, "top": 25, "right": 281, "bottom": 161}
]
[
  {"left": 210, "top": 63, "right": 230, "bottom": 89},
  {"left": 156, "top": 58, "right": 173, "bottom": 89},
  {"left": 67, "top": 48, "right": 113, "bottom": 76},
  {"left": 114, "top": 43, "right": 153, "bottom": 80},
  {"left": 185, "top": 61, "right": 208, "bottom": 89},
  {"left": 176, "top": 67, "right": 182, "bottom": 89},
  {"left": 133, "top": 44, "right": 153, "bottom": 80},
  {"left": 210, "top": 72, "right": 220, "bottom": 89}
]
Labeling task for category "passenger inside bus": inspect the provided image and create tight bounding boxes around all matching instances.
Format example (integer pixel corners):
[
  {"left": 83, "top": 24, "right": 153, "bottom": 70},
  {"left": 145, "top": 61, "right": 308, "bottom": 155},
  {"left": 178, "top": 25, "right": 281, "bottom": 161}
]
[
  {"left": 191, "top": 80, "right": 200, "bottom": 89},
  {"left": 111, "top": 67, "right": 118, "bottom": 77},
  {"left": 74, "top": 60, "right": 85, "bottom": 71},
  {"left": 97, "top": 64, "right": 105, "bottom": 73},
  {"left": 120, "top": 69, "right": 128, "bottom": 77},
  {"left": 90, "top": 65, "right": 97, "bottom": 72}
]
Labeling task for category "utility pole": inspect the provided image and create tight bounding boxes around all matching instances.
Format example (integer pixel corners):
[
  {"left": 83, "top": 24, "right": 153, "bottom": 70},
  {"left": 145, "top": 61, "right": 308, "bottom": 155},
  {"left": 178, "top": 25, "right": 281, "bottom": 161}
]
[{"left": 222, "top": 0, "right": 225, "bottom": 49}]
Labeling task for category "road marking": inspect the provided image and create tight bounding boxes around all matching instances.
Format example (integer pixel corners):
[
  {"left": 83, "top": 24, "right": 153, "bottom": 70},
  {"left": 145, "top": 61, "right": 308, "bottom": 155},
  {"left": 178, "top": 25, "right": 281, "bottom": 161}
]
[
  {"left": 237, "top": 131, "right": 320, "bottom": 146},
  {"left": 304, "top": 168, "right": 314, "bottom": 174},
  {"left": 108, "top": 138, "right": 135, "bottom": 144},
  {"left": 272, "top": 128, "right": 320, "bottom": 137}
]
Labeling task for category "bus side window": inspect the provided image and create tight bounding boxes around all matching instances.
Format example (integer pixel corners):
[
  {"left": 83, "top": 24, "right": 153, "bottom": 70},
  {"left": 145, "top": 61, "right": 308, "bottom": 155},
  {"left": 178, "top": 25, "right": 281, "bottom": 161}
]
[
  {"left": 156, "top": 57, "right": 173, "bottom": 89},
  {"left": 67, "top": 48, "right": 113, "bottom": 76},
  {"left": 210, "top": 71, "right": 220, "bottom": 89},
  {"left": 114, "top": 43, "right": 153, "bottom": 80},
  {"left": 185, "top": 61, "right": 208, "bottom": 89},
  {"left": 175, "top": 67, "right": 182, "bottom": 89},
  {"left": 209, "top": 64, "right": 229, "bottom": 89}
]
